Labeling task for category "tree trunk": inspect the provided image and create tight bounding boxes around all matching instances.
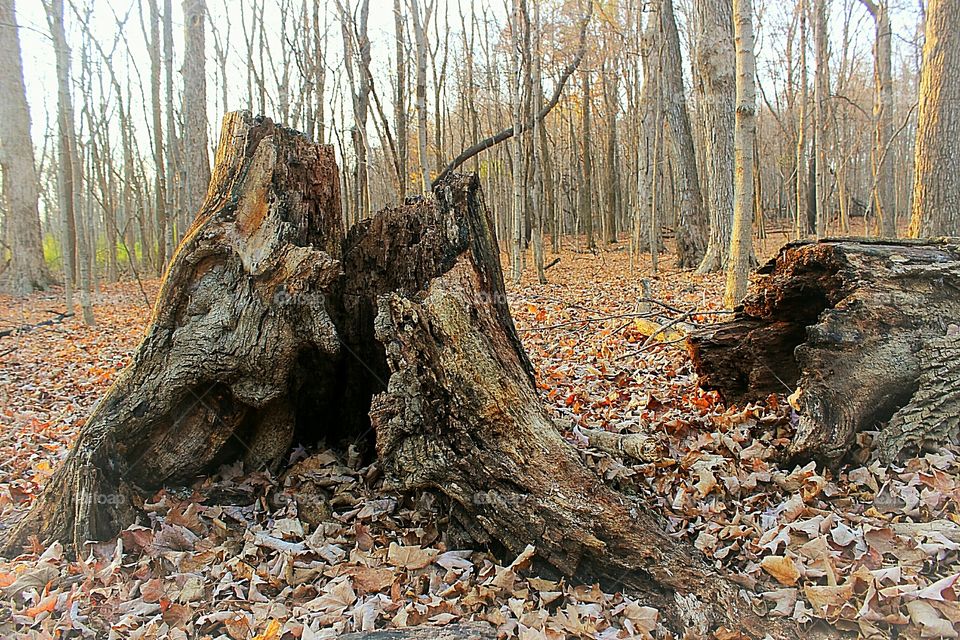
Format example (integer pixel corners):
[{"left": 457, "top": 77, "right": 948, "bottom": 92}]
[
  {"left": 724, "top": 0, "right": 756, "bottom": 307},
  {"left": 2, "top": 112, "right": 803, "bottom": 639},
  {"left": 690, "top": 238, "right": 960, "bottom": 464},
  {"left": 182, "top": 0, "right": 211, "bottom": 221},
  {"left": 908, "top": 0, "right": 960, "bottom": 237},
  {"left": 47, "top": 0, "right": 91, "bottom": 324},
  {"left": 657, "top": 0, "right": 708, "bottom": 268},
  {"left": 693, "top": 0, "right": 735, "bottom": 274},
  {"left": 813, "top": 0, "right": 829, "bottom": 236},
  {"left": 579, "top": 69, "right": 594, "bottom": 251},
  {"left": 0, "top": 0, "right": 51, "bottom": 294},
  {"left": 860, "top": 0, "right": 896, "bottom": 238}
]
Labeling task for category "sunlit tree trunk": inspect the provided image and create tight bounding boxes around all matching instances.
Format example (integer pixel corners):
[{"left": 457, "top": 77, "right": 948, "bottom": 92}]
[
  {"left": 909, "top": 0, "right": 960, "bottom": 237},
  {"left": 725, "top": 0, "right": 757, "bottom": 307}
]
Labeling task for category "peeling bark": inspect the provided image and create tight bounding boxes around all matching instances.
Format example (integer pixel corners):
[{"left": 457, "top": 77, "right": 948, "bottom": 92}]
[{"left": 689, "top": 238, "right": 960, "bottom": 463}]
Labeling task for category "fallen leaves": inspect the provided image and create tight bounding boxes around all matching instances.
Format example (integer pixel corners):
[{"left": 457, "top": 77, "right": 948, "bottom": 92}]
[{"left": 1, "top": 251, "right": 959, "bottom": 637}]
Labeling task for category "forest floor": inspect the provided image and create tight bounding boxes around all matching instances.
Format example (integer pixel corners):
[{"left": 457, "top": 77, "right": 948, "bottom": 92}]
[{"left": 0, "top": 243, "right": 958, "bottom": 639}]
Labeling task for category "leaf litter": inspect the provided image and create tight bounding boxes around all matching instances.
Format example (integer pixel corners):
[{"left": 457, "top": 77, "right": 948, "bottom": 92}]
[{"left": 0, "top": 249, "right": 957, "bottom": 638}]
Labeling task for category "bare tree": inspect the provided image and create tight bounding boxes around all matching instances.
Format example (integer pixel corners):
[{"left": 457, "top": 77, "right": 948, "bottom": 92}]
[
  {"left": 725, "top": 0, "right": 757, "bottom": 307},
  {"left": 813, "top": 0, "right": 830, "bottom": 235},
  {"left": 653, "top": 0, "right": 708, "bottom": 268},
  {"left": 693, "top": 0, "right": 735, "bottom": 273},
  {"left": 859, "top": 0, "right": 895, "bottom": 237},
  {"left": 410, "top": 0, "right": 435, "bottom": 193},
  {"left": 0, "top": 0, "right": 51, "bottom": 294},
  {"left": 47, "top": 0, "right": 93, "bottom": 324},
  {"left": 182, "top": 0, "right": 211, "bottom": 220}
]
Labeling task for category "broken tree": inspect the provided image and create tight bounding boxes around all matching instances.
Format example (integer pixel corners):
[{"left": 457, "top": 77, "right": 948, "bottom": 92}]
[
  {"left": 1, "top": 112, "right": 802, "bottom": 637},
  {"left": 689, "top": 238, "right": 960, "bottom": 464}
]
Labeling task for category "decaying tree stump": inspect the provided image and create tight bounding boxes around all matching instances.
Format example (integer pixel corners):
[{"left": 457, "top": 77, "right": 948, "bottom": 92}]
[
  {"left": 0, "top": 112, "right": 346, "bottom": 552},
  {"left": 689, "top": 238, "right": 960, "bottom": 463},
  {"left": 1, "top": 112, "right": 803, "bottom": 637}
]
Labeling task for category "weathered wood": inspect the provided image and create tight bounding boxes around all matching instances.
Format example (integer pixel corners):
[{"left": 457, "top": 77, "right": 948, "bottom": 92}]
[
  {"left": 3, "top": 112, "right": 803, "bottom": 638},
  {"left": 689, "top": 238, "right": 960, "bottom": 463},
  {"left": 0, "top": 112, "right": 344, "bottom": 552},
  {"left": 364, "top": 175, "right": 798, "bottom": 637}
]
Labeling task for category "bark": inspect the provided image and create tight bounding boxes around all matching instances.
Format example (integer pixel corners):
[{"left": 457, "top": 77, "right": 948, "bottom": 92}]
[
  {"left": 182, "top": 0, "right": 211, "bottom": 221},
  {"left": 690, "top": 238, "right": 960, "bottom": 464},
  {"left": 0, "top": 112, "right": 344, "bottom": 554},
  {"left": 724, "top": 0, "right": 756, "bottom": 307},
  {"left": 908, "top": 0, "right": 960, "bottom": 237},
  {"left": 0, "top": 0, "right": 51, "bottom": 294},
  {"left": 693, "top": 0, "right": 735, "bottom": 274},
  {"left": 656, "top": 0, "right": 708, "bottom": 268},
  {"left": 0, "top": 112, "right": 805, "bottom": 639}
]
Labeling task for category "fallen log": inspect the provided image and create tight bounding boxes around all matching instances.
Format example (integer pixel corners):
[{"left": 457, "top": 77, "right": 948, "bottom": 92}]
[
  {"left": 688, "top": 238, "right": 960, "bottom": 464},
  {"left": 0, "top": 112, "right": 802, "bottom": 638}
]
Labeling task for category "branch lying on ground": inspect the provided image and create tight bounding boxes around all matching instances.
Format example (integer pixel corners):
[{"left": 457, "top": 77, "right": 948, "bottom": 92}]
[{"left": 0, "top": 311, "right": 75, "bottom": 340}]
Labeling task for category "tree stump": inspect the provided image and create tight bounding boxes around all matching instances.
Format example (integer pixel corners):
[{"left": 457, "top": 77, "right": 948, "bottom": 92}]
[
  {"left": 2, "top": 113, "right": 803, "bottom": 638},
  {"left": 688, "top": 238, "right": 960, "bottom": 463}
]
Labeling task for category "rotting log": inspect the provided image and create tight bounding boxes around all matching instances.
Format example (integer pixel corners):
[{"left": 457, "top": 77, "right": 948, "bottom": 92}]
[
  {"left": 688, "top": 238, "right": 960, "bottom": 464},
  {"left": 1, "top": 112, "right": 805, "bottom": 638}
]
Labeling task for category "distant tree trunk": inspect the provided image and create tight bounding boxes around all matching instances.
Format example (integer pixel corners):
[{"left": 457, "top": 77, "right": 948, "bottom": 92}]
[
  {"left": 509, "top": 0, "right": 525, "bottom": 282},
  {"left": 336, "top": 0, "right": 372, "bottom": 222},
  {"left": 813, "top": 0, "right": 829, "bottom": 236},
  {"left": 182, "top": 0, "right": 211, "bottom": 221},
  {"left": 580, "top": 69, "right": 594, "bottom": 251},
  {"left": 394, "top": 0, "right": 408, "bottom": 199},
  {"left": 411, "top": 0, "right": 434, "bottom": 194},
  {"left": 530, "top": 1, "right": 546, "bottom": 283},
  {"left": 162, "top": 0, "right": 177, "bottom": 269},
  {"left": 724, "top": 0, "right": 757, "bottom": 307},
  {"left": 860, "top": 0, "right": 895, "bottom": 237},
  {"left": 909, "top": 0, "right": 960, "bottom": 237},
  {"left": 602, "top": 58, "right": 620, "bottom": 246},
  {"left": 795, "top": 0, "right": 809, "bottom": 238},
  {"left": 0, "top": 0, "right": 51, "bottom": 294},
  {"left": 147, "top": 0, "right": 167, "bottom": 269},
  {"left": 657, "top": 0, "right": 707, "bottom": 268},
  {"left": 693, "top": 0, "right": 735, "bottom": 274}
]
